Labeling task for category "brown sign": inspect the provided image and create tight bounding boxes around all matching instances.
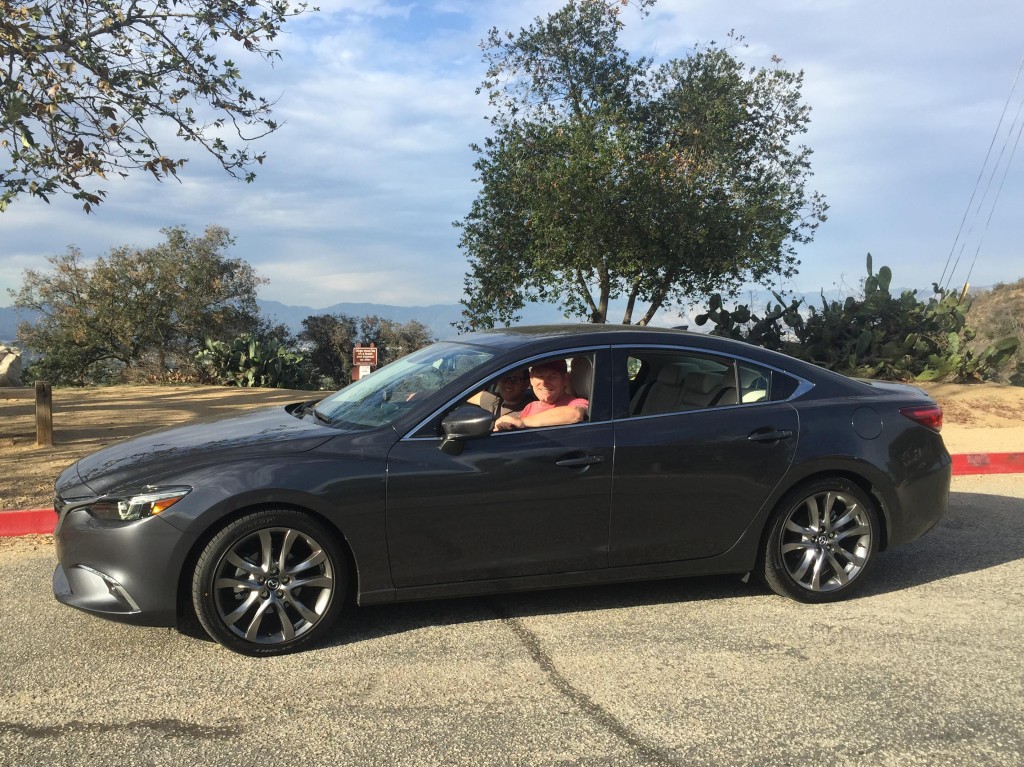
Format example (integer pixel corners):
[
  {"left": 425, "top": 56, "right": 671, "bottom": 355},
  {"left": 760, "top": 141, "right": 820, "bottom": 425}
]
[{"left": 353, "top": 345, "right": 378, "bottom": 367}]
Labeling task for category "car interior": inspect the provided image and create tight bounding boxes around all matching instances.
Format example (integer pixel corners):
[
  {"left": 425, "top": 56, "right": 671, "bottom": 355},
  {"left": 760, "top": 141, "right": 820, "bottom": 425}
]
[
  {"left": 626, "top": 352, "right": 771, "bottom": 417},
  {"left": 468, "top": 354, "right": 596, "bottom": 420}
]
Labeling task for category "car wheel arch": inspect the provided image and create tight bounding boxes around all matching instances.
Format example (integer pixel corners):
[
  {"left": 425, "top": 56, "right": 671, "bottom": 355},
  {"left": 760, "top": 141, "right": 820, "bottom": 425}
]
[
  {"left": 769, "top": 466, "right": 892, "bottom": 552},
  {"left": 175, "top": 501, "right": 359, "bottom": 625}
]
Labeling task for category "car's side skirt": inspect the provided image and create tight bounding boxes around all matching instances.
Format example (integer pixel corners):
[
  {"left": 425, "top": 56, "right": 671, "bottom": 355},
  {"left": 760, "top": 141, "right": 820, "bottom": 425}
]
[{"left": 358, "top": 544, "right": 761, "bottom": 606}]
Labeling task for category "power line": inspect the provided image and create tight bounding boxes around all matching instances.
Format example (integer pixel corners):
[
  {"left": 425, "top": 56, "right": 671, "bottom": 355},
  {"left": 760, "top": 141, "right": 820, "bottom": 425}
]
[
  {"left": 964, "top": 100, "right": 1024, "bottom": 287},
  {"left": 940, "top": 54, "right": 1024, "bottom": 291}
]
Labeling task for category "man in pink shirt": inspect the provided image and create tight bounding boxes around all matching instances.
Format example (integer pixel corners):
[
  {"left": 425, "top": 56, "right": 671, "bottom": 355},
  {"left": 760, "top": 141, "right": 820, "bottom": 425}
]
[{"left": 493, "top": 358, "right": 589, "bottom": 430}]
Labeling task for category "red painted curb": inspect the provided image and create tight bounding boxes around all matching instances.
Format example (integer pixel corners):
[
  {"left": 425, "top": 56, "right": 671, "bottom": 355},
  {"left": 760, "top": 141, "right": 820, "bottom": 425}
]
[
  {"left": 1, "top": 453, "right": 1022, "bottom": 537},
  {"left": 950, "top": 452, "right": 1024, "bottom": 476},
  {"left": 0, "top": 509, "right": 56, "bottom": 537}
]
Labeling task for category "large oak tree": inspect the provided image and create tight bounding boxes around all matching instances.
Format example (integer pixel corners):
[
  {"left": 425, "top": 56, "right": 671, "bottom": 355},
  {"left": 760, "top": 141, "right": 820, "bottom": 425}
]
[{"left": 456, "top": 0, "right": 827, "bottom": 329}]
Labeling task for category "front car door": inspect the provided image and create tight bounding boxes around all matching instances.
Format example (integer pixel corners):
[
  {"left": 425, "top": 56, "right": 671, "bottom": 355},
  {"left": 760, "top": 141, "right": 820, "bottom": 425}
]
[{"left": 385, "top": 348, "right": 613, "bottom": 588}]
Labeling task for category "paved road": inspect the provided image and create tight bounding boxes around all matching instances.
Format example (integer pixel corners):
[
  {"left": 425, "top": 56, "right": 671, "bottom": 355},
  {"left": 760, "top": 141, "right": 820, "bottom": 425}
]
[{"left": 2, "top": 475, "right": 1022, "bottom": 766}]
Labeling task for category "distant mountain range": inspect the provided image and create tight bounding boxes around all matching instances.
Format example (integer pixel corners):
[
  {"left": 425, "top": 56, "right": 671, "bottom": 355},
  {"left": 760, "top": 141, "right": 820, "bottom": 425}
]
[
  {"left": 2, "top": 287, "right": 947, "bottom": 346},
  {"left": 0, "top": 305, "right": 28, "bottom": 346},
  {"left": 255, "top": 299, "right": 571, "bottom": 340}
]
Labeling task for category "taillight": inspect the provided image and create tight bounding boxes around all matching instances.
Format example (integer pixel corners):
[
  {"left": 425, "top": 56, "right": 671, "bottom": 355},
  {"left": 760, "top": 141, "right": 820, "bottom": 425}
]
[{"left": 900, "top": 404, "right": 943, "bottom": 432}]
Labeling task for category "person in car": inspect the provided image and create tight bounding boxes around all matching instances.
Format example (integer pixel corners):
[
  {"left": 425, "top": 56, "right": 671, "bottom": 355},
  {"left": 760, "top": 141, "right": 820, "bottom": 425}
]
[
  {"left": 493, "top": 359, "right": 588, "bottom": 430},
  {"left": 470, "top": 369, "right": 536, "bottom": 417}
]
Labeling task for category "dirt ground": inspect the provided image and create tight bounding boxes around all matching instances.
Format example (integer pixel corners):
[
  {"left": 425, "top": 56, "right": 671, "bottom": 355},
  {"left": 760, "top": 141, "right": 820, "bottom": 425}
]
[{"left": 2, "top": 382, "right": 1023, "bottom": 512}]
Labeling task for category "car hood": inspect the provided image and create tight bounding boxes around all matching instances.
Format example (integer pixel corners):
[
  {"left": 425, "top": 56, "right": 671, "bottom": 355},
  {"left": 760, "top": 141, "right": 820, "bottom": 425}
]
[{"left": 66, "top": 406, "right": 335, "bottom": 495}]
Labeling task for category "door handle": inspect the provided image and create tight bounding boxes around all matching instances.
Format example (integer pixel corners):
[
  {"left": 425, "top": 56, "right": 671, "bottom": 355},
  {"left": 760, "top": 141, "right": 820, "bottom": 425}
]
[
  {"left": 747, "top": 429, "right": 794, "bottom": 443},
  {"left": 555, "top": 454, "right": 606, "bottom": 467}
]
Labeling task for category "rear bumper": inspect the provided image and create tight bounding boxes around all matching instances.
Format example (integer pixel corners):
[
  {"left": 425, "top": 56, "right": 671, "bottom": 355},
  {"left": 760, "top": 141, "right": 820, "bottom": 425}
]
[{"left": 887, "top": 460, "right": 952, "bottom": 547}]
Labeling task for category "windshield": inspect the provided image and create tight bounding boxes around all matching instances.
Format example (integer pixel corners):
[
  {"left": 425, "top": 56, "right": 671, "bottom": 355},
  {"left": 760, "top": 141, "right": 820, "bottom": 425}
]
[{"left": 314, "top": 342, "right": 495, "bottom": 430}]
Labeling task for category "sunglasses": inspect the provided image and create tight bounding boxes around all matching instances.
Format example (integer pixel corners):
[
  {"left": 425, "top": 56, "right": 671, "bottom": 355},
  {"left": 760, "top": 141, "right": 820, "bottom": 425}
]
[{"left": 500, "top": 375, "right": 525, "bottom": 384}]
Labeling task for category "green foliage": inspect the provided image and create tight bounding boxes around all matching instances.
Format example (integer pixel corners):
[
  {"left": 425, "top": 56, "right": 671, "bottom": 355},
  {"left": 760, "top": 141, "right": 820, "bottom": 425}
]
[
  {"left": 1, "top": 0, "right": 312, "bottom": 212},
  {"left": 456, "top": 0, "right": 826, "bottom": 330},
  {"left": 195, "top": 334, "right": 306, "bottom": 389},
  {"left": 298, "top": 314, "right": 434, "bottom": 390},
  {"left": 11, "top": 225, "right": 266, "bottom": 384},
  {"left": 694, "top": 291, "right": 804, "bottom": 351},
  {"left": 965, "top": 277, "right": 1024, "bottom": 384},
  {"left": 696, "top": 255, "right": 1020, "bottom": 383}
]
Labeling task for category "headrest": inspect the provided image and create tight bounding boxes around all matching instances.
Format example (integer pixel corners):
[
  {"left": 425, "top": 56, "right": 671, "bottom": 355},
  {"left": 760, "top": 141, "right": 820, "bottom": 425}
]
[
  {"left": 684, "top": 372, "right": 721, "bottom": 394},
  {"left": 657, "top": 364, "right": 693, "bottom": 386},
  {"left": 570, "top": 356, "right": 593, "bottom": 376},
  {"left": 739, "top": 367, "right": 765, "bottom": 386}
]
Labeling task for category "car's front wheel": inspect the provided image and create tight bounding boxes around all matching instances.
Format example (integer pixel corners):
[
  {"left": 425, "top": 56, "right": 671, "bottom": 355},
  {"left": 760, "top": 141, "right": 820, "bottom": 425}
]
[
  {"left": 192, "top": 509, "right": 346, "bottom": 655},
  {"left": 760, "top": 479, "right": 880, "bottom": 602}
]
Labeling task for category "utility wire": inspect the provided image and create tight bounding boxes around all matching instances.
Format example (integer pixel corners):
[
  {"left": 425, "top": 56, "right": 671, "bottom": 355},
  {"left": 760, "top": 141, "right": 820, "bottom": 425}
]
[
  {"left": 964, "top": 100, "right": 1024, "bottom": 287},
  {"left": 940, "top": 54, "right": 1024, "bottom": 290}
]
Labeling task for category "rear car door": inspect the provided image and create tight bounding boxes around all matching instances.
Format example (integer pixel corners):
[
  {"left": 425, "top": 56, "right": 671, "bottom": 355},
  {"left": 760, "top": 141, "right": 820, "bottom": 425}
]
[{"left": 609, "top": 346, "right": 800, "bottom": 566}]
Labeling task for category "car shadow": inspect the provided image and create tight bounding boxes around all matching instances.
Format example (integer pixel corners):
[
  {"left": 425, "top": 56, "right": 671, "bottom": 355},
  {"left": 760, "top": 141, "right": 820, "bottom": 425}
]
[
  {"left": 860, "top": 488, "right": 1024, "bottom": 596},
  {"left": 179, "top": 488, "right": 1024, "bottom": 651},
  {"left": 328, "top": 573, "right": 750, "bottom": 649}
]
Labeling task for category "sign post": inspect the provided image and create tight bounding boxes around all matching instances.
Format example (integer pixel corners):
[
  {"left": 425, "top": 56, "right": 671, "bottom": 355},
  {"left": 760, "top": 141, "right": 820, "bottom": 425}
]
[{"left": 352, "top": 344, "right": 378, "bottom": 381}]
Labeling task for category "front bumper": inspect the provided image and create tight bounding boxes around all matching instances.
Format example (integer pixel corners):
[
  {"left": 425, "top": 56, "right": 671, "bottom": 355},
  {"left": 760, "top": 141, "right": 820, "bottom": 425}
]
[{"left": 53, "top": 506, "right": 198, "bottom": 627}]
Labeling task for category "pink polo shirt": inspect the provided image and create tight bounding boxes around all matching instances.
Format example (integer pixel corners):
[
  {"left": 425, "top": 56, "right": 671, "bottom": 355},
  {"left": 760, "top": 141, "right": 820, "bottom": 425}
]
[{"left": 520, "top": 395, "right": 589, "bottom": 418}]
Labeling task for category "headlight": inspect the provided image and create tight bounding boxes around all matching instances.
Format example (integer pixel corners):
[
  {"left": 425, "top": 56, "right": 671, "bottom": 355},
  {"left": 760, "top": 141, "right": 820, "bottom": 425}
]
[{"left": 87, "top": 487, "right": 192, "bottom": 522}]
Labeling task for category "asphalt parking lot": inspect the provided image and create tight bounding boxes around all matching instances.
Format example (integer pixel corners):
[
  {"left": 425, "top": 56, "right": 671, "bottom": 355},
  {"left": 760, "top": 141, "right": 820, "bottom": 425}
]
[{"left": 1, "top": 474, "right": 1022, "bottom": 767}]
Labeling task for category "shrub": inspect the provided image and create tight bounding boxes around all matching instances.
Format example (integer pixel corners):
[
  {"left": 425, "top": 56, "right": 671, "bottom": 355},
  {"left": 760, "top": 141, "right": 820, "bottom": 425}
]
[
  {"left": 195, "top": 335, "right": 308, "bottom": 389},
  {"left": 695, "top": 255, "right": 1020, "bottom": 383}
]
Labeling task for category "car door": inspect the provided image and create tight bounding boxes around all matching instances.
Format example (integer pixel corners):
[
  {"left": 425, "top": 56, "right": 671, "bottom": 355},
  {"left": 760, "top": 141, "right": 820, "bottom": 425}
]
[
  {"left": 385, "top": 348, "right": 613, "bottom": 588},
  {"left": 609, "top": 347, "right": 800, "bottom": 566}
]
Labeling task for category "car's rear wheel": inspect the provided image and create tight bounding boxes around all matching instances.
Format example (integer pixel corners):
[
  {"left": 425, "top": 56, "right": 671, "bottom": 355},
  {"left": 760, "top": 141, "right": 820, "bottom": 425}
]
[
  {"left": 760, "top": 479, "right": 880, "bottom": 602},
  {"left": 192, "top": 509, "right": 346, "bottom": 655}
]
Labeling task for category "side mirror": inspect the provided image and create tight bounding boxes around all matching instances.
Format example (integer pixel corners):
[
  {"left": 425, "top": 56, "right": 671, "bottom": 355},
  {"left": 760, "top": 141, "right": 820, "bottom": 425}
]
[{"left": 440, "top": 405, "right": 493, "bottom": 455}]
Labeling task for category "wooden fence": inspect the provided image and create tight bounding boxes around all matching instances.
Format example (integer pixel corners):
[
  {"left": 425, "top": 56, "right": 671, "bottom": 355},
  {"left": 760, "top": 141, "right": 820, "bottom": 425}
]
[{"left": 0, "top": 381, "right": 53, "bottom": 447}]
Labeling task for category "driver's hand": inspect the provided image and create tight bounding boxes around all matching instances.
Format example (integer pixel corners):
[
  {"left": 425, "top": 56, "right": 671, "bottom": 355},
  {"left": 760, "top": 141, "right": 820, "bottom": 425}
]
[{"left": 494, "top": 415, "right": 524, "bottom": 431}]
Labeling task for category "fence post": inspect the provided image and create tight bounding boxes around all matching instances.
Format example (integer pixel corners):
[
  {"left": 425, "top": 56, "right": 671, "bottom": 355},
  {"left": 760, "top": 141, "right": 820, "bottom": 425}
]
[{"left": 35, "top": 380, "right": 53, "bottom": 448}]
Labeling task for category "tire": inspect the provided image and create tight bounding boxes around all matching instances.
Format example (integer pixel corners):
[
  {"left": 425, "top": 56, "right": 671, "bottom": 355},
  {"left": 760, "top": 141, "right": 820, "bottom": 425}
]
[
  {"left": 192, "top": 509, "right": 346, "bottom": 656},
  {"left": 760, "top": 478, "right": 880, "bottom": 603}
]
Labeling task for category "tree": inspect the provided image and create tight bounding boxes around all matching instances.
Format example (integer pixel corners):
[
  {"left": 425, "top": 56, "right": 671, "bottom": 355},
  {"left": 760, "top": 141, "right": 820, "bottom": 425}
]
[
  {"left": 0, "top": 0, "right": 312, "bottom": 212},
  {"left": 298, "top": 312, "right": 360, "bottom": 389},
  {"left": 456, "top": 0, "right": 827, "bottom": 329},
  {"left": 11, "top": 224, "right": 265, "bottom": 383},
  {"left": 298, "top": 313, "right": 434, "bottom": 389}
]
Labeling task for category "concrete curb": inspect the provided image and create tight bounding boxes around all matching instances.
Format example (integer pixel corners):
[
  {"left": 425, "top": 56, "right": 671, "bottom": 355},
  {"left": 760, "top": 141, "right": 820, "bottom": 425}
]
[
  {"left": 950, "top": 452, "right": 1024, "bottom": 476},
  {"left": 0, "top": 509, "right": 57, "bottom": 537},
  {"left": 3, "top": 452, "right": 1022, "bottom": 538}
]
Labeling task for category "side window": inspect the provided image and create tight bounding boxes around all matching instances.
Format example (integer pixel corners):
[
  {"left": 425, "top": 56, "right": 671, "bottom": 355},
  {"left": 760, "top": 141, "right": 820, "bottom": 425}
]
[
  {"left": 768, "top": 370, "right": 800, "bottom": 401},
  {"left": 738, "top": 363, "right": 769, "bottom": 403},
  {"left": 625, "top": 351, "right": 736, "bottom": 416},
  {"left": 736, "top": 364, "right": 801, "bottom": 402},
  {"left": 465, "top": 366, "right": 535, "bottom": 418},
  {"left": 481, "top": 352, "right": 599, "bottom": 432}
]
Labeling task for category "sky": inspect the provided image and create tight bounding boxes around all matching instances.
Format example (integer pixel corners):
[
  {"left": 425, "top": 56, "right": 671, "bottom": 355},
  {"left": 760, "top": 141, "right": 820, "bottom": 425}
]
[{"left": 3, "top": 0, "right": 1023, "bottom": 324}]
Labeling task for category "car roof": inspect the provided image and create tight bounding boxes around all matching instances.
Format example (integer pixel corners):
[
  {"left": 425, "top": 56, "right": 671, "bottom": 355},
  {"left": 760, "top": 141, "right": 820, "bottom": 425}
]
[{"left": 454, "top": 324, "right": 871, "bottom": 396}]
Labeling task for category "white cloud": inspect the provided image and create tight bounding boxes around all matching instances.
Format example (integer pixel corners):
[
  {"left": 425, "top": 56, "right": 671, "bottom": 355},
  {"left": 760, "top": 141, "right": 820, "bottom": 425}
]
[{"left": 3, "top": 0, "right": 1022, "bottom": 316}]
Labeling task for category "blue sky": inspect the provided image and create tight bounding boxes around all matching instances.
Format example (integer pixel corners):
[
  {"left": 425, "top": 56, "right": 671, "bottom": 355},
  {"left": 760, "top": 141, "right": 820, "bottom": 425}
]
[{"left": 3, "top": 0, "right": 1023, "bottom": 325}]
